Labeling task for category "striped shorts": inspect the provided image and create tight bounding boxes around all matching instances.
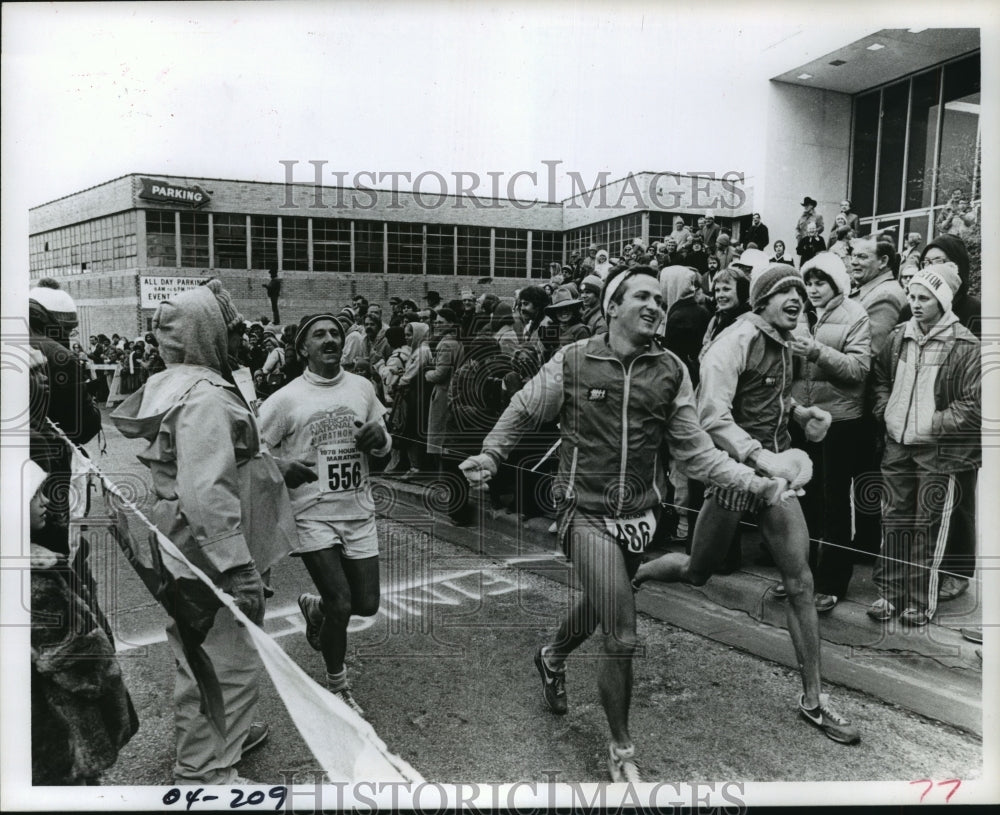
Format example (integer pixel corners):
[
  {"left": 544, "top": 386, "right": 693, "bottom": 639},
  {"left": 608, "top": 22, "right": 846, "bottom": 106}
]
[{"left": 704, "top": 484, "right": 765, "bottom": 515}]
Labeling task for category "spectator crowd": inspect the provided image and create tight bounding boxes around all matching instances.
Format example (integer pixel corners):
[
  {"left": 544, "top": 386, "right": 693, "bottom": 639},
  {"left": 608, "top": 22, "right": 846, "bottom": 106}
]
[{"left": 26, "top": 189, "right": 982, "bottom": 785}]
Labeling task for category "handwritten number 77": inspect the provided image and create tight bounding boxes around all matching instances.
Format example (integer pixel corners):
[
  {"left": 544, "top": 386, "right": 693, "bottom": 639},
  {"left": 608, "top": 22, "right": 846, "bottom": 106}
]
[{"left": 911, "top": 779, "right": 961, "bottom": 803}]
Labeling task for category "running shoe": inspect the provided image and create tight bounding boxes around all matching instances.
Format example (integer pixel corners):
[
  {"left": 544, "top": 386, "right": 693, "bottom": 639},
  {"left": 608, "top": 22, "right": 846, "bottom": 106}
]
[
  {"left": 331, "top": 687, "right": 366, "bottom": 719},
  {"left": 534, "top": 646, "right": 567, "bottom": 715},
  {"left": 961, "top": 627, "right": 983, "bottom": 644},
  {"left": 607, "top": 743, "right": 642, "bottom": 783},
  {"left": 866, "top": 597, "right": 896, "bottom": 622},
  {"left": 814, "top": 594, "right": 838, "bottom": 614},
  {"left": 937, "top": 575, "right": 969, "bottom": 602},
  {"left": 298, "top": 593, "right": 324, "bottom": 651},
  {"left": 900, "top": 607, "right": 931, "bottom": 628},
  {"left": 241, "top": 721, "right": 270, "bottom": 757},
  {"left": 798, "top": 693, "right": 860, "bottom": 745}
]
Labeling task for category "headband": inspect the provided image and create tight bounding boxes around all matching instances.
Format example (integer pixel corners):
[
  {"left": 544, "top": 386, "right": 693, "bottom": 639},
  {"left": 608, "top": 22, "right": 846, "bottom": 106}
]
[{"left": 602, "top": 269, "right": 638, "bottom": 316}]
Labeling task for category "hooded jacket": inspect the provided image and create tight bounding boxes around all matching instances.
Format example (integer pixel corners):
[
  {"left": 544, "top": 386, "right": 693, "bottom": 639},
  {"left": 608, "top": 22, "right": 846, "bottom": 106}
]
[
  {"left": 111, "top": 286, "right": 297, "bottom": 580},
  {"left": 873, "top": 314, "right": 980, "bottom": 471},
  {"left": 897, "top": 234, "right": 982, "bottom": 338}
]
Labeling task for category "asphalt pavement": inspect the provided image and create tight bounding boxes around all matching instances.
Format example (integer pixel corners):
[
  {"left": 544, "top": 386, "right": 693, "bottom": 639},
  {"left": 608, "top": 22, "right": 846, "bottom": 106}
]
[{"left": 79, "top": 408, "right": 983, "bottom": 788}]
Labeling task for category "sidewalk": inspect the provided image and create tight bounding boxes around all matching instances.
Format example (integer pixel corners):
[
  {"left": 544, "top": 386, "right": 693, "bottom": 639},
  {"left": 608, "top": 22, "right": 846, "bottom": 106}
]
[{"left": 373, "top": 473, "right": 984, "bottom": 737}]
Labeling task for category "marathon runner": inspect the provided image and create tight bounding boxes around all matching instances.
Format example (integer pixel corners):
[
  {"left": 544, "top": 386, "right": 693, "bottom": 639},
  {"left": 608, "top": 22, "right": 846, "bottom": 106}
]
[
  {"left": 633, "top": 263, "right": 861, "bottom": 745},
  {"left": 259, "top": 314, "right": 391, "bottom": 717},
  {"left": 460, "top": 266, "right": 789, "bottom": 781}
]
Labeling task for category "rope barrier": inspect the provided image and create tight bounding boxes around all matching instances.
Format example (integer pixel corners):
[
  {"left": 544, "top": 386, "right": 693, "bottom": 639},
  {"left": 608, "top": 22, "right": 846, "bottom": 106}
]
[{"left": 377, "top": 428, "right": 982, "bottom": 585}]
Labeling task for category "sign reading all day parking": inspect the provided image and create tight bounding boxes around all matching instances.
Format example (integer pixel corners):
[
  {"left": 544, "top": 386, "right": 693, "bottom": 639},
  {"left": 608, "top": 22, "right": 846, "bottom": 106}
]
[{"left": 140, "top": 276, "right": 208, "bottom": 308}]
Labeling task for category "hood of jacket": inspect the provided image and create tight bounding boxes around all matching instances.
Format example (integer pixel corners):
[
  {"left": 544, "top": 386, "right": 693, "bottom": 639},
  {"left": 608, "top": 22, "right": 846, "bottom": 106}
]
[
  {"left": 155, "top": 285, "right": 230, "bottom": 372},
  {"left": 111, "top": 285, "right": 236, "bottom": 442},
  {"left": 659, "top": 265, "right": 699, "bottom": 313},
  {"left": 919, "top": 234, "right": 970, "bottom": 296},
  {"left": 407, "top": 321, "right": 430, "bottom": 350}
]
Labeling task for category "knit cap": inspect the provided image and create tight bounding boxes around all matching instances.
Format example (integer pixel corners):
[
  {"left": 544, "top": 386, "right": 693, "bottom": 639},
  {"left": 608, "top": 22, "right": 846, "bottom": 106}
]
[
  {"left": 296, "top": 313, "right": 344, "bottom": 354},
  {"left": 581, "top": 274, "right": 603, "bottom": 295},
  {"left": 801, "top": 252, "right": 851, "bottom": 297},
  {"left": 749, "top": 263, "right": 807, "bottom": 310},
  {"left": 908, "top": 262, "right": 961, "bottom": 313},
  {"left": 29, "top": 286, "right": 78, "bottom": 326},
  {"left": 202, "top": 278, "right": 244, "bottom": 330}
]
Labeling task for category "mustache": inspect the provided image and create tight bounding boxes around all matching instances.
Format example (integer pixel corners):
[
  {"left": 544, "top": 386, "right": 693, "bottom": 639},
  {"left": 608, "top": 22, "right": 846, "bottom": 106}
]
[{"left": 321, "top": 344, "right": 340, "bottom": 353}]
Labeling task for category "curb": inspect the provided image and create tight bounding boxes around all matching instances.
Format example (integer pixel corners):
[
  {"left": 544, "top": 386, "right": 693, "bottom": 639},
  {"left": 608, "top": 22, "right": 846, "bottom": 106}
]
[{"left": 374, "top": 475, "right": 983, "bottom": 737}]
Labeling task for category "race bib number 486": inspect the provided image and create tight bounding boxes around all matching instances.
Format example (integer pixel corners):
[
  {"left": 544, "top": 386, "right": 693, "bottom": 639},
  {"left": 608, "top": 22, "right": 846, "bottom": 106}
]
[{"left": 603, "top": 508, "right": 657, "bottom": 553}]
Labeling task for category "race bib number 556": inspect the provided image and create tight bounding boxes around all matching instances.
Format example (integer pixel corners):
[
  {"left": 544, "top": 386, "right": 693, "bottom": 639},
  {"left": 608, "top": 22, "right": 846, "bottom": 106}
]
[
  {"left": 324, "top": 456, "right": 362, "bottom": 492},
  {"left": 603, "top": 509, "right": 657, "bottom": 553}
]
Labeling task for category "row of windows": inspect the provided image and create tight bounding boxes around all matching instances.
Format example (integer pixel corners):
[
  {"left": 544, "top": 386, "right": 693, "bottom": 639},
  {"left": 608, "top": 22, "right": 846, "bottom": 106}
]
[
  {"left": 851, "top": 53, "right": 980, "bottom": 220},
  {"left": 564, "top": 213, "right": 644, "bottom": 258},
  {"left": 30, "top": 212, "right": 138, "bottom": 273},
  {"left": 142, "top": 212, "right": 564, "bottom": 278}
]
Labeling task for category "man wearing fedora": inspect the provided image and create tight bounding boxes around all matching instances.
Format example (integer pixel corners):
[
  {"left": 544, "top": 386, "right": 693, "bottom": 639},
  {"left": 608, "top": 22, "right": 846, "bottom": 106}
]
[{"left": 796, "top": 196, "right": 825, "bottom": 243}]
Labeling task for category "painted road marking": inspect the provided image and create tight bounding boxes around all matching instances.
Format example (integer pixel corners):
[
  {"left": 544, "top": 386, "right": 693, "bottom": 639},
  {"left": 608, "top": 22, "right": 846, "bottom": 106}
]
[{"left": 116, "top": 568, "right": 519, "bottom": 653}]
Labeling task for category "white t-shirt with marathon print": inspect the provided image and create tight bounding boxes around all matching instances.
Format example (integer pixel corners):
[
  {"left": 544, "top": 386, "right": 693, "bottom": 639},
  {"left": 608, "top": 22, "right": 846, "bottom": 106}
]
[{"left": 259, "top": 368, "right": 387, "bottom": 520}]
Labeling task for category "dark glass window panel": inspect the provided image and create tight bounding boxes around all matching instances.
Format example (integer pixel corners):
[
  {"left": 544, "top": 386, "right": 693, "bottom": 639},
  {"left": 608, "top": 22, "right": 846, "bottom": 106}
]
[
  {"left": 531, "top": 230, "right": 562, "bottom": 279},
  {"left": 146, "top": 210, "right": 176, "bottom": 267},
  {"left": 457, "top": 226, "right": 491, "bottom": 276},
  {"left": 250, "top": 216, "right": 278, "bottom": 271},
  {"left": 213, "top": 213, "right": 247, "bottom": 269},
  {"left": 281, "top": 216, "right": 309, "bottom": 271},
  {"left": 850, "top": 91, "right": 880, "bottom": 219},
  {"left": 936, "top": 53, "right": 980, "bottom": 206},
  {"left": 313, "top": 218, "right": 351, "bottom": 273},
  {"left": 179, "top": 212, "right": 209, "bottom": 267},
  {"left": 494, "top": 228, "right": 527, "bottom": 278},
  {"left": 354, "top": 220, "right": 384, "bottom": 275},
  {"left": 426, "top": 226, "right": 454, "bottom": 275},
  {"left": 875, "top": 81, "right": 908, "bottom": 215},
  {"left": 386, "top": 223, "right": 424, "bottom": 274},
  {"left": 904, "top": 69, "right": 940, "bottom": 210}
]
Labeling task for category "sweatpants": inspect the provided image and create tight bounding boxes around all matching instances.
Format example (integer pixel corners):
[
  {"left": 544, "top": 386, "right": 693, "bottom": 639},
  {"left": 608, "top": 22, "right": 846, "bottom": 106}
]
[
  {"left": 166, "top": 610, "right": 261, "bottom": 784},
  {"left": 874, "top": 438, "right": 978, "bottom": 618}
]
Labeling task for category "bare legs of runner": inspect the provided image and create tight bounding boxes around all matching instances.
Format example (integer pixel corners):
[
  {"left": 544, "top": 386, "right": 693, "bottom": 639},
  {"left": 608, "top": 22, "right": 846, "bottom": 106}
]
[
  {"left": 633, "top": 496, "right": 822, "bottom": 707},
  {"left": 542, "top": 517, "right": 638, "bottom": 747}
]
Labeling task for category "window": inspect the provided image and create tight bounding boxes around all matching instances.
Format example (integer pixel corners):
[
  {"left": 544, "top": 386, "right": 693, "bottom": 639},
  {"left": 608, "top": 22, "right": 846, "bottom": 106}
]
[
  {"left": 250, "top": 215, "right": 278, "bottom": 271},
  {"left": 494, "top": 228, "right": 527, "bottom": 277},
  {"left": 605, "top": 213, "right": 643, "bottom": 257},
  {"left": 386, "top": 223, "right": 423, "bottom": 274},
  {"left": 426, "top": 225, "right": 455, "bottom": 275},
  {"left": 850, "top": 92, "right": 880, "bottom": 220},
  {"left": 146, "top": 210, "right": 176, "bottom": 267},
  {"left": 313, "top": 217, "right": 351, "bottom": 273},
  {"left": 875, "top": 81, "right": 908, "bottom": 215},
  {"left": 354, "top": 220, "right": 383, "bottom": 274},
  {"left": 457, "top": 226, "right": 491, "bottom": 276},
  {"left": 936, "top": 53, "right": 980, "bottom": 206},
  {"left": 904, "top": 69, "right": 941, "bottom": 210},
  {"left": 282, "top": 216, "right": 309, "bottom": 271},
  {"left": 531, "top": 230, "right": 562, "bottom": 278},
  {"left": 213, "top": 214, "right": 247, "bottom": 269},
  {"left": 179, "top": 211, "right": 209, "bottom": 267}
]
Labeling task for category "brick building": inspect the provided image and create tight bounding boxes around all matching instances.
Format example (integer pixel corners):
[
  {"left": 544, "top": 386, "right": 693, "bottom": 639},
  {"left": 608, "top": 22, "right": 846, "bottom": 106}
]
[{"left": 28, "top": 172, "right": 750, "bottom": 338}]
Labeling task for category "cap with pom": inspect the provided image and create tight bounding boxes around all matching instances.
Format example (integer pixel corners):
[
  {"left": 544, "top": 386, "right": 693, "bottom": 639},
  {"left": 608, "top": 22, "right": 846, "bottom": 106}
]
[{"left": 202, "top": 278, "right": 244, "bottom": 330}]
